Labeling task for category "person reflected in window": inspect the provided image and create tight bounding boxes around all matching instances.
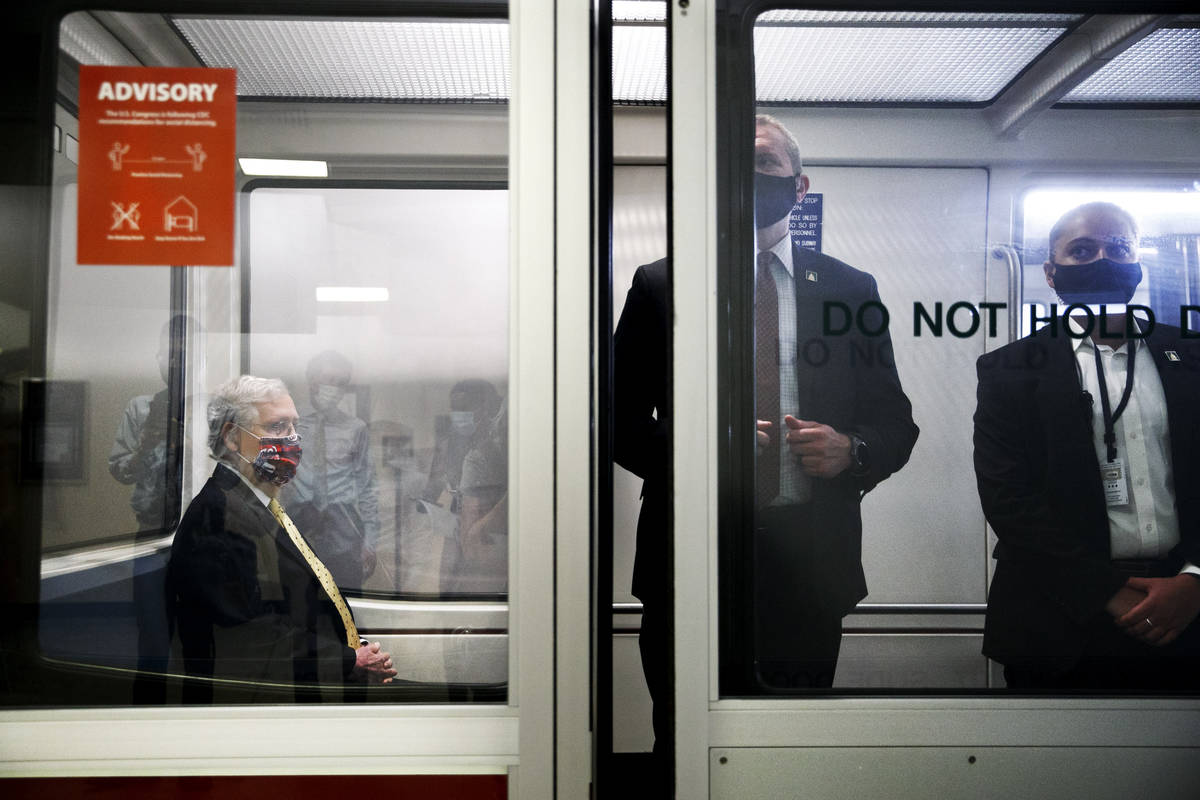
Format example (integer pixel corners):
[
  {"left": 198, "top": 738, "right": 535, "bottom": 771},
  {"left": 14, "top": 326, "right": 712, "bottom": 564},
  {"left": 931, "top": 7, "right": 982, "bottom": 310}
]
[
  {"left": 422, "top": 379, "right": 502, "bottom": 594},
  {"left": 108, "top": 314, "right": 190, "bottom": 700},
  {"left": 423, "top": 379, "right": 502, "bottom": 512},
  {"left": 451, "top": 396, "right": 508, "bottom": 594},
  {"left": 975, "top": 202, "right": 1200, "bottom": 690},
  {"left": 167, "top": 375, "right": 396, "bottom": 702},
  {"left": 279, "top": 351, "right": 380, "bottom": 593},
  {"left": 614, "top": 115, "right": 919, "bottom": 777}
]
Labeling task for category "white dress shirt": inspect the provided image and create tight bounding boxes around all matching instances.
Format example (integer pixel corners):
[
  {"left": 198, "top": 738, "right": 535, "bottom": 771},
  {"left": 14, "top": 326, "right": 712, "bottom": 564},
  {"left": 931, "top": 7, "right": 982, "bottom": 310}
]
[
  {"left": 1068, "top": 316, "right": 1198, "bottom": 576},
  {"left": 758, "top": 233, "right": 811, "bottom": 504},
  {"left": 219, "top": 460, "right": 272, "bottom": 508}
]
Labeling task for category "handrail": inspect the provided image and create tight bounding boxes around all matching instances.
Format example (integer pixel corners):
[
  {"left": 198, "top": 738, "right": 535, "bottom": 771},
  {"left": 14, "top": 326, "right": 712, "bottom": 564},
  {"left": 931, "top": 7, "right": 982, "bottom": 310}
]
[
  {"left": 612, "top": 601, "right": 985, "bottom": 615},
  {"left": 992, "top": 244, "right": 1023, "bottom": 343}
]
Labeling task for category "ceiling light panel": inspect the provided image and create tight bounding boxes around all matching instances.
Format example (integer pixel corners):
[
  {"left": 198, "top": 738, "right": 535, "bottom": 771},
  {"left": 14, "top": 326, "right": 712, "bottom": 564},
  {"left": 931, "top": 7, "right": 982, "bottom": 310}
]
[
  {"left": 613, "top": 1, "right": 667, "bottom": 23},
  {"left": 757, "top": 11, "right": 1081, "bottom": 25},
  {"left": 1059, "top": 27, "right": 1200, "bottom": 104},
  {"left": 755, "top": 24, "right": 1067, "bottom": 103},
  {"left": 173, "top": 18, "right": 508, "bottom": 101},
  {"left": 614, "top": 25, "right": 666, "bottom": 104}
]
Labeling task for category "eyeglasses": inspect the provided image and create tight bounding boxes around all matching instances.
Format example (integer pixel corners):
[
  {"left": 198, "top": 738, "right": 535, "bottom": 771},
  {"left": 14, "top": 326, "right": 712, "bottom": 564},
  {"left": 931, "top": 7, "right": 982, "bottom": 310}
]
[{"left": 241, "top": 420, "right": 300, "bottom": 438}]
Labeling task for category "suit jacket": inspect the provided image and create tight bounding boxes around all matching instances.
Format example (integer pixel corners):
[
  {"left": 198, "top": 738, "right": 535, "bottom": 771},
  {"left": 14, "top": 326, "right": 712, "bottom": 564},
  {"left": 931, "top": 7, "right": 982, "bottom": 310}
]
[
  {"left": 974, "top": 322, "right": 1200, "bottom": 669},
  {"left": 614, "top": 247, "right": 919, "bottom": 615},
  {"left": 167, "top": 464, "right": 358, "bottom": 702}
]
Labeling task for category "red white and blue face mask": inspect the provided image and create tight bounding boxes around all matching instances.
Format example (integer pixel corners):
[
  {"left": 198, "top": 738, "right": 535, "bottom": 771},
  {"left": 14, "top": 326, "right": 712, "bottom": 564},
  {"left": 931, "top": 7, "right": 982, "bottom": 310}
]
[{"left": 236, "top": 426, "right": 303, "bottom": 486}]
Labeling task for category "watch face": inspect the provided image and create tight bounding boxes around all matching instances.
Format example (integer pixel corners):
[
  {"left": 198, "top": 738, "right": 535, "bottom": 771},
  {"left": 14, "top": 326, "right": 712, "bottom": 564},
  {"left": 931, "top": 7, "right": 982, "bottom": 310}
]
[{"left": 853, "top": 437, "right": 869, "bottom": 467}]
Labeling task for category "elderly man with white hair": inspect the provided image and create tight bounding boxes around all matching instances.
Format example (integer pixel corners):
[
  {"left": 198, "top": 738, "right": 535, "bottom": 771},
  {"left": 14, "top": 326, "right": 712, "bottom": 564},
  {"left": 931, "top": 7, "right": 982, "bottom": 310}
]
[{"left": 167, "top": 375, "right": 396, "bottom": 702}]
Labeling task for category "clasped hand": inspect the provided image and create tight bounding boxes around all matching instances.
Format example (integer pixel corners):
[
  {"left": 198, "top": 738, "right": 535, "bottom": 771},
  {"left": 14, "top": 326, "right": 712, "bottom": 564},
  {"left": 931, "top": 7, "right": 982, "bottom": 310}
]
[
  {"left": 355, "top": 641, "right": 398, "bottom": 684},
  {"left": 1107, "top": 575, "right": 1200, "bottom": 647},
  {"left": 756, "top": 415, "right": 852, "bottom": 478}
]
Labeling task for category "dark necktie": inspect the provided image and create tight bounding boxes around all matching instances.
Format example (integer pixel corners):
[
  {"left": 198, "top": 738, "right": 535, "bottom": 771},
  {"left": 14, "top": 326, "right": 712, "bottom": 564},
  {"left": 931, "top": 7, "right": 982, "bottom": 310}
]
[{"left": 755, "top": 251, "right": 781, "bottom": 507}]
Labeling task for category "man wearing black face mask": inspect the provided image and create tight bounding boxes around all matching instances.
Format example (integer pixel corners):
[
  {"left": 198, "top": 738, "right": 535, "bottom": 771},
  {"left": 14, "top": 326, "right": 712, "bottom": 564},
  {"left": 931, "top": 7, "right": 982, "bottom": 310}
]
[
  {"left": 614, "top": 115, "right": 917, "bottom": 784},
  {"left": 167, "top": 375, "right": 396, "bottom": 702},
  {"left": 744, "top": 115, "right": 917, "bottom": 691},
  {"left": 974, "top": 202, "right": 1200, "bottom": 690}
]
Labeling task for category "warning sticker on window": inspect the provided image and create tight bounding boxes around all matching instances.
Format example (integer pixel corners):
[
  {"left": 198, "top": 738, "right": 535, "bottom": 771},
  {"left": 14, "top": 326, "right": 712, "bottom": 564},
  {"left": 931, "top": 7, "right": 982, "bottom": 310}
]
[{"left": 77, "top": 66, "right": 237, "bottom": 266}]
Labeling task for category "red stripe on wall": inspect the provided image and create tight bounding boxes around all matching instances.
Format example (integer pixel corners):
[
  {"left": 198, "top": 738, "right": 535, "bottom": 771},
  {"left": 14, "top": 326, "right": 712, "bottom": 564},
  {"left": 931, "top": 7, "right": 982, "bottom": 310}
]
[{"left": 1, "top": 775, "right": 506, "bottom": 799}]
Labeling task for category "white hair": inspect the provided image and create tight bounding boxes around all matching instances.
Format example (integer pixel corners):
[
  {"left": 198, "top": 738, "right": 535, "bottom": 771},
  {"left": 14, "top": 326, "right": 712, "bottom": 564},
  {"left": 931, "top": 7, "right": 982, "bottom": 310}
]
[{"left": 208, "top": 375, "right": 289, "bottom": 458}]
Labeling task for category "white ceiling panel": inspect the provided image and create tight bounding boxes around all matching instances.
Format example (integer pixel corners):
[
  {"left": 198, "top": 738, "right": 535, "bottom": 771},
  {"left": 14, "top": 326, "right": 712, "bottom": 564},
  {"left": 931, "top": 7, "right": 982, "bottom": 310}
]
[
  {"left": 755, "top": 24, "right": 1067, "bottom": 103},
  {"left": 174, "top": 18, "right": 509, "bottom": 101},
  {"left": 1060, "top": 27, "right": 1200, "bottom": 104}
]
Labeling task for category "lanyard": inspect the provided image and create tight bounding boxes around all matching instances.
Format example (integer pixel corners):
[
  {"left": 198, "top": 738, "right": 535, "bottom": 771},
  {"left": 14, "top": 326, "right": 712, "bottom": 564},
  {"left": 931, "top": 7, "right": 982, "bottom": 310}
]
[{"left": 1092, "top": 339, "right": 1137, "bottom": 463}]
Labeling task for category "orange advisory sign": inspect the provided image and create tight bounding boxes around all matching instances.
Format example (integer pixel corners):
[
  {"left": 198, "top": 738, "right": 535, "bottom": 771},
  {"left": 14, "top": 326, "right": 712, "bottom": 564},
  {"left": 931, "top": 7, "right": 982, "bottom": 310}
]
[{"left": 78, "top": 66, "right": 237, "bottom": 266}]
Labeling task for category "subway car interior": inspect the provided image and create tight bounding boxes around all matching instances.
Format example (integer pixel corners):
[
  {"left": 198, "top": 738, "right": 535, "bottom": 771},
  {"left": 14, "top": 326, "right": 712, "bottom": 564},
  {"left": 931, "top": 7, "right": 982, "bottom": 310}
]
[{"left": 2, "top": 1, "right": 1199, "bottom": 797}]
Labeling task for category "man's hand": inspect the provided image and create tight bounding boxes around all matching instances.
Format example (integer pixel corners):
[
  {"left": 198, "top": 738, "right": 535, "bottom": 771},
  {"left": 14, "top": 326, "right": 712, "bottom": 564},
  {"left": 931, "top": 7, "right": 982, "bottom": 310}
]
[
  {"left": 354, "top": 641, "right": 397, "bottom": 684},
  {"left": 756, "top": 419, "right": 773, "bottom": 449},
  {"left": 1114, "top": 574, "right": 1200, "bottom": 647},
  {"left": 1104, "top": 583, "right": 1145, "bottom": 619},
  {"left": 783, "top": 416, "right": 851, "bottom": 478}
]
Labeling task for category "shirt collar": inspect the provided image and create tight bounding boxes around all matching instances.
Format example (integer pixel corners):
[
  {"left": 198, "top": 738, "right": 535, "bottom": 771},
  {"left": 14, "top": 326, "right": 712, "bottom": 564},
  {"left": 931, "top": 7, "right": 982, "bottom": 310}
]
[
  {"left": 218, "top": 460, "right": 273, "bottom": 508},
  {"left": 758, "top": 233, "right": 794, "bottom": 278},
  {"left": 1066, "top": 310, "right": 1144, "bottom": 355}
]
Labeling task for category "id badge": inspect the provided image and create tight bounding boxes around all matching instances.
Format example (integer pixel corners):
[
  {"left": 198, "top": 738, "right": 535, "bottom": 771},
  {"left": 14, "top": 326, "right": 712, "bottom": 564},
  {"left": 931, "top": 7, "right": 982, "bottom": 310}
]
[{"left": 1101, "top": 458, "right": 1130, "bottom": 507}]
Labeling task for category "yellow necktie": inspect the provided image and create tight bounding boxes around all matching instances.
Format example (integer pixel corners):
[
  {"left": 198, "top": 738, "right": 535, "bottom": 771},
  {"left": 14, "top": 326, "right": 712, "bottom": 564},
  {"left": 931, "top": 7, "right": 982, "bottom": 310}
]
[{"left": 268, "top": 497, "right": 360, "bottom": 648}]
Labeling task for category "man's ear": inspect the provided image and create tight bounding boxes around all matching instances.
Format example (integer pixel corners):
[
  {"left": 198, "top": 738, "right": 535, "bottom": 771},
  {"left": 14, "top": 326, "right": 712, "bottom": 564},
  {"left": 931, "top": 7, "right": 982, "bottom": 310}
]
[
  {"left": 795, "top": 173, "right": 810, "bottom": 204},
  {"left": 222, "top": 421, "right": 240, "bottom": 454},
  {"left": 1043, "top": 260, "right": 1056, "bottom": 289}
]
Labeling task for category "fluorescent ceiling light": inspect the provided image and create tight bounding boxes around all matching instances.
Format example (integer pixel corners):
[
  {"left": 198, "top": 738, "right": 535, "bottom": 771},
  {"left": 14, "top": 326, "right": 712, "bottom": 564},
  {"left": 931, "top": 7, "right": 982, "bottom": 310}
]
[
  {"left": 239, "top": 158, "right": 328, "bottom": 177},
  {"left": 316, "top": 286, "right": 389, "bottom": 303}
]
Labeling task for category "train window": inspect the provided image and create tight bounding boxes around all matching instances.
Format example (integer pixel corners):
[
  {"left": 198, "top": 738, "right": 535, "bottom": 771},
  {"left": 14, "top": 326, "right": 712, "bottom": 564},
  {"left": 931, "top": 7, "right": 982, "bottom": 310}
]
[
  {"left": 1020, "top": 186, "right": 1200, "bottom": 336},
  {"left": 708, "top": 8, "right": 1200, "bottom": 696},
  {"left": 243, "top": 183, "right": 508, "bottom": 600},
  {"left": 29, "top": 8, "right": 510, "bottom": 706}
]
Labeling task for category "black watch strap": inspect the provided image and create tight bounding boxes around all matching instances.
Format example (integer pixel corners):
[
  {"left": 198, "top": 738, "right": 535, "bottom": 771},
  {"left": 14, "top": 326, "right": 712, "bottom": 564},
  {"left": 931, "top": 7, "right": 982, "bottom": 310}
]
[{"left": 849, "top": 434, "right": 870, "bottom": 476}]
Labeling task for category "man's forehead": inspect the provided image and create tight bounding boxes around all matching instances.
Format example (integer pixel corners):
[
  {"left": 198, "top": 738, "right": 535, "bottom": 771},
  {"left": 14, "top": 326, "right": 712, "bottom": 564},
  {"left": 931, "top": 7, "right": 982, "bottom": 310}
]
[
  {"left": 1060, "top": 209, "right": 1135, "bottom": 239},
  {"left": 256, "top": 394, "right": 298, "bottom": 420}
]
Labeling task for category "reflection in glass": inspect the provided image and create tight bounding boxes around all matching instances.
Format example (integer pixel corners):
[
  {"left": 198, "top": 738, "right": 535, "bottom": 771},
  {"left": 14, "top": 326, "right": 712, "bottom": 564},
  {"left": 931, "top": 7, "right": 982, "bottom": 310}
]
[
  {"left": 245, "top": 186, "right": 510, "bottom": 608},
  {"left": 280, "top": 350, "right": 381, "bottom": 593},
  {"left": 425, "top": 380, "right": 504, "bottom": 595},
  {"left": 107, "top": 314, "right": 189, "bottom": 701}
]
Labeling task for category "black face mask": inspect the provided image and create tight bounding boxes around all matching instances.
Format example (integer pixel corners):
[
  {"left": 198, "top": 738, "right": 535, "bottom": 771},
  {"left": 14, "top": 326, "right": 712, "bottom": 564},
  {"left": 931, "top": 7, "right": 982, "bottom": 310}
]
[
  {"left": 754, "top": 172, "right": 797, "bottom": 228},
  {"left": 1051, "top": 258, "right": 1143, "bottom": 306}
]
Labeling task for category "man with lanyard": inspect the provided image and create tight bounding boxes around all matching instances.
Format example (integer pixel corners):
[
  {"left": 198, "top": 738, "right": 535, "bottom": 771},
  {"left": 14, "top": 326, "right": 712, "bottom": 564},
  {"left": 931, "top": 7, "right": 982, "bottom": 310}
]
[{"left": 974, "top": 201, "right": 1200, "bottom": 690}]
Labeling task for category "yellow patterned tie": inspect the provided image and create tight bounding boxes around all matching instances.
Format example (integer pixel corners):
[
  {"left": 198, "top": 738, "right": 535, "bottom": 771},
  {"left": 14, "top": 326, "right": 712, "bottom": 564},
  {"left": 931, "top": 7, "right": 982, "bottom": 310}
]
[{"left": 268, "top": 497, "right": 360, "bottom": 648}]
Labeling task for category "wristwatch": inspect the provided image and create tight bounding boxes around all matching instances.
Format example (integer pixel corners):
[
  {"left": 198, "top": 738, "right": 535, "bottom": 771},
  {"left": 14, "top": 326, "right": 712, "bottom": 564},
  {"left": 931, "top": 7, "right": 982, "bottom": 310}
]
[{"left": 849, "top": 434, "right": 871, "bottom": 477}]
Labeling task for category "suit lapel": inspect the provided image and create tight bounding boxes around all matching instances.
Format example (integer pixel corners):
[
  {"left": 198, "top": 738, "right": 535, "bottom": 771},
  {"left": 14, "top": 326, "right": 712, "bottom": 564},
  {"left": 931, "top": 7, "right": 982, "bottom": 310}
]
[
  {"left": 1143, "top": 325, "right": 1195, "bottom": 493},
  {"left": 791, "top": 246, "right": 825, "bottom": 418},
  {"left": 1031, "top": 329, "right": 1110, "bottom": 543},
  {"left": 220, "top": 465, "right": 311, "bottom": 576}
]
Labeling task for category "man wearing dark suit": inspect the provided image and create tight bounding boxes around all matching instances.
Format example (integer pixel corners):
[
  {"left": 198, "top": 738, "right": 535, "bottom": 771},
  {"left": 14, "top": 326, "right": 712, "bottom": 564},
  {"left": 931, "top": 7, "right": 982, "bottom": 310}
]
[
  {"left": 974, "top": 202, "right": 1200, "bottom": 690},
  {"left": 168, "top": 375, "right": 396, "bottom": 703},
  {"left": 614, "top": 115, "right": 918, "bottom": 781}
]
